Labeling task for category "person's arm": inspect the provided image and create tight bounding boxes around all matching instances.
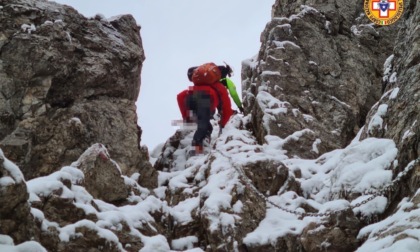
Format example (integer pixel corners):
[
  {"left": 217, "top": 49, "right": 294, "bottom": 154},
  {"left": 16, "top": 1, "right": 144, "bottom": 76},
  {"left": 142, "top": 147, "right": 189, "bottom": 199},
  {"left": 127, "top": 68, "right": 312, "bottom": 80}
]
[
  {"left": 215, "top": 83, "right": 233, "bottom": 127},
  {"left": 176, "top": 90, "right": 189, "bottom": 120},
  {"left": 223, "top": 78, "right": 243, "bottom": 112}
]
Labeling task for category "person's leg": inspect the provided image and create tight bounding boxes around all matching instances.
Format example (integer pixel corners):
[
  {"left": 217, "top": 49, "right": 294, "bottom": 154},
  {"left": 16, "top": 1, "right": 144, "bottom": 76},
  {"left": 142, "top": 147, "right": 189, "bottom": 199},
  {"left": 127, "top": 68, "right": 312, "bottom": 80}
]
[
  {"left": 192, "top": 92, "right": 212, "bottom": 151},
  {"left": 185, "top": 92, "right": 196, "bottom": 123},
  {"left": 204, "top": 118, "right": 213, "bottom": 146}
]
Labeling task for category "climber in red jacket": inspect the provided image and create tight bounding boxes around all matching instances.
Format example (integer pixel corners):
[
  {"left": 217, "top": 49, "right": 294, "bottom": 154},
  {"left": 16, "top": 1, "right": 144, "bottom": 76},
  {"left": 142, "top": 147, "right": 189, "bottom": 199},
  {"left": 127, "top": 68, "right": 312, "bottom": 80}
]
[{"left": 177, "top": 62, "right": 233, "bottom": 156}]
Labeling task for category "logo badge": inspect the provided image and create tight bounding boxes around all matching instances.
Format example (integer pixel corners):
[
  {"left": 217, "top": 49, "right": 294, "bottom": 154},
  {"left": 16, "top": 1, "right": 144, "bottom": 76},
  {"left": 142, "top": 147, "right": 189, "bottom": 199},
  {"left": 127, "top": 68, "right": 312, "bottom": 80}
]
[{"left": 364, "top": 0, "right": 404, "bottom": 25}]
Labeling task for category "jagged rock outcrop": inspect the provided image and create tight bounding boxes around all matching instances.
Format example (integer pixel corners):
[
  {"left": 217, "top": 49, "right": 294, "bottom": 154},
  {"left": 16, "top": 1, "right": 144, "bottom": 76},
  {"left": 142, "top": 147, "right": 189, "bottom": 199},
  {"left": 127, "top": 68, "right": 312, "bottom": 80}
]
[
  {"left": 71, "top": 143, "right": 129, "bottom": 203},
  {"left": 242, "top": 159, "right": 301, "bottom": 196},
  {"left": 2, "top": 143, "right": 162, "bottom": 251},
  {"left": 154, "top": 129, "right": 192, "bottom": 171},
  {"left": 242, "top": 0, "right": 399, "bottom": 157},
  {"left": 361, "top": 0, "right": 419, "bottom": 167},
  {"left": 354, "top": 1, "right": 420, "bottom": 249},
  {"left": 239, "top": 0, "right": 420, "bottom": 251},
  {"left": 154, "top": 119, "right": 267, "bottom": 251},
  {"left": 0, "top": 149, "right": 39, "bottom": 244},
  {"left": 1, "top": 0, "right": 420, "bottom": 251},
  {"left": 0, "top": 0, "right": 156, "bottom": 188},
  {"left": 300, "top": 209, "right": 362, "bottom": 252}
]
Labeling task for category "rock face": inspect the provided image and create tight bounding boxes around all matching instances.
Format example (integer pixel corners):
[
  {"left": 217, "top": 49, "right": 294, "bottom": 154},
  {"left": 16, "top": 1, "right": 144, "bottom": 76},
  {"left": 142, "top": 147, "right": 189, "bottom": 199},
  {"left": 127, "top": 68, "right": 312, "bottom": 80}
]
[
  {"left": 1, "top": 145, "right": 154, "bottom": 252},
  {"left": 0, "top": 0, "right": 155, "bottom": 186},
  {"left": 360, "top": 0, "right": 420, "bottom": 167},
  {"left": 238, "top": 0, "right": 420, "bottom": 251},
  {"left": 242, "top": 0, "right": 399, "bottom": 157},
  {"left": 154, "top": 118, "right": 268, "bottom": 251},
  {"left": 0, "top": 149, "right": 39, "bottom": 244},
  {"left": 1, "top": 0, "right": 420, "bottom": 251},
  {"left": 354, "top": 2, "right": 420, "bottom": 248}
]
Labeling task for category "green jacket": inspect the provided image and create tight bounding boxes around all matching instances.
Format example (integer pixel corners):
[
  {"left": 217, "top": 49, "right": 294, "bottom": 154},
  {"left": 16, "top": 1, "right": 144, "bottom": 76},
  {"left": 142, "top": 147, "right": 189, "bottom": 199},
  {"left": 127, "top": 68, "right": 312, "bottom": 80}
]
[{"left": 221, "top": 78, "right": 243, "bottom": 110}]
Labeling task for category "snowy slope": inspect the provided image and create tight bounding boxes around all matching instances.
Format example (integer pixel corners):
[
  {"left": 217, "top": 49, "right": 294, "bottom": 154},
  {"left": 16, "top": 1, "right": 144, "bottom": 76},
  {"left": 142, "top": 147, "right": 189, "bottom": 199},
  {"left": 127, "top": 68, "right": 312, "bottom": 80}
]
[{"left": 2, "top": 112, "right": 419, "bottom": 251}]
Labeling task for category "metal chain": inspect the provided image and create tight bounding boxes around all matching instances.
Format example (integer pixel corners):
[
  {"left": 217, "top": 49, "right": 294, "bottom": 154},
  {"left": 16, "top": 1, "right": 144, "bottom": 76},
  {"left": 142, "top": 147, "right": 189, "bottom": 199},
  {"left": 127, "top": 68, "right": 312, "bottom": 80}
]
[
  {"left": 361, "top": 159, "right": 416, "bottom": 196},
  {"left": 214, "top": 146, "right": 419, "bottom": 218}
]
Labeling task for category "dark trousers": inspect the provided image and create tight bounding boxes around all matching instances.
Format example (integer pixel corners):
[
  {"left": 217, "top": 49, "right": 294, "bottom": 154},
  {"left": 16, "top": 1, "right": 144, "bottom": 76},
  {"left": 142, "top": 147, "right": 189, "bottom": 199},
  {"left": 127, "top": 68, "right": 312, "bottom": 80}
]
[{"left": 186, "top": 92, "right": 213, "bottom": 146}]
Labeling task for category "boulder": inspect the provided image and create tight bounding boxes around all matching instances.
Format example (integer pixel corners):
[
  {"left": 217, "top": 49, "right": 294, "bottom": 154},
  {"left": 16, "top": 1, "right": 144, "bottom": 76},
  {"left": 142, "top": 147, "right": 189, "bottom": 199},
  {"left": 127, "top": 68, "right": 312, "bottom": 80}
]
[
  {"left": 0, "top": 149, "right": 39, "bottom": 244},
  {"left": 71, "top": 143, "right": 129, "bottom": 204}
]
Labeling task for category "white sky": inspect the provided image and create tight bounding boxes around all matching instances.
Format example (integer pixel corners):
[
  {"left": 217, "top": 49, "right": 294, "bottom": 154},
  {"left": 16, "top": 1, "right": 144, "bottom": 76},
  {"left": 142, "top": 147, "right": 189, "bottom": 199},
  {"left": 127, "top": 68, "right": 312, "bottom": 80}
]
[{"left": 51, "top": 0, "right": 273, "bottom": 150}]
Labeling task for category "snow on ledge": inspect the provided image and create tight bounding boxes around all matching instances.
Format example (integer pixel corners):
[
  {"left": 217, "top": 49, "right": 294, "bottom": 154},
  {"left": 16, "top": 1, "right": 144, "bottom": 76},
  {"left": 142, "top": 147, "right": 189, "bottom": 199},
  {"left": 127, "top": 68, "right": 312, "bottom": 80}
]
[{"left": 0, "top": 149, "right": 25, "bottom": 184}]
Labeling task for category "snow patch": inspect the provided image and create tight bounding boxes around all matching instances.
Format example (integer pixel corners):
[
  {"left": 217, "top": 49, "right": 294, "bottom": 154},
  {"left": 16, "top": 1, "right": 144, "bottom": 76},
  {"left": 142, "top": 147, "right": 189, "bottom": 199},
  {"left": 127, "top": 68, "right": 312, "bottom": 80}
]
[
  {"left": 21, "top": 24, "right": 36, "bottom": 34},
  {"left": 0, "top": 241, "right": 47, "bottom": 252},
  {"left": 171, "top": 236, "right": 199, "bottom": 251},
  {"left": 242, "top": 54, "right": 259, "bottom": 70},
  {"left": 312, "top": 139, "right": 321, "bottom": 154},
  {"left": 402, "top": 120, "right": 417, "bottom": 141},
  {"left": 0, "top": 235, "right": 14, "bottom": 246},
  {"left": 325, "top": 21, "right": 332, "bottom": 34},
  {"left": 0, "top": 149, "right": 25, "bottom": 183},
  {"left": 273, "top": 40, "right": 300, "bottom": 49},
  {"left": 256, "top": 91, "right": 289, "bottom": 134},
  {"left": 389, "top": 72, "right": 397, "bottom": 83},
  {"left": 140, "top": 235, "right": 170, "bottom": 252},
  {"left": 368, "top": 104, "right": 388, "bottom": 134},
  {"left": 383, "top": 54, "right": 394, "bottom": 82},
  {"left": 389, "top": 87, "right": 399, "bottom": 99},
  {"left": 357, "top": 192, "right": 420, "bottom": 252},
  {"left": 261, "top": 70, "right": 281, "bottom": 76}
]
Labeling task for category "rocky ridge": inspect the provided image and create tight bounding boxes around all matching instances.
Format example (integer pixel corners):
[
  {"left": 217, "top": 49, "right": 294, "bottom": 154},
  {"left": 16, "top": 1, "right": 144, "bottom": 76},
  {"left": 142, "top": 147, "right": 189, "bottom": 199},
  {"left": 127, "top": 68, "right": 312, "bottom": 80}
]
[
  {"left": 0, "top": 0, "right": 155, "bottom": 186},
  {"left": 1, "top": 0, "right": 420, "bottom": 251},
  {"left": 242, "top": 0, "right": 400, "bottom": 158}
]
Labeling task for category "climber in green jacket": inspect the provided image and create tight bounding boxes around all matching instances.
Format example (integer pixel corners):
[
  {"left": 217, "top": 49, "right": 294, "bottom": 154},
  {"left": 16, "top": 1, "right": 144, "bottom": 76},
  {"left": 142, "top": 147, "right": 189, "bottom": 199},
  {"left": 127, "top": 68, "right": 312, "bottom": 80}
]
[
  {"left": 187, "top": 63, "right": 244, "bottom": 114},
  {"left": 219, "top": 76, "right": 244, "bottom": 114}
]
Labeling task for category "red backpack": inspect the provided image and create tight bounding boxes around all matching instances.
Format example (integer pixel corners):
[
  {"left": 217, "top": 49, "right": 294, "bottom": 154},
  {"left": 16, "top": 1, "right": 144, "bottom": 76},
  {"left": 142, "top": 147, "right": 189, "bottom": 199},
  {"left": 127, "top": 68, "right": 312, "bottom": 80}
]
[{"left": 191, "top": 62, "right": 221, "bottom": 85}]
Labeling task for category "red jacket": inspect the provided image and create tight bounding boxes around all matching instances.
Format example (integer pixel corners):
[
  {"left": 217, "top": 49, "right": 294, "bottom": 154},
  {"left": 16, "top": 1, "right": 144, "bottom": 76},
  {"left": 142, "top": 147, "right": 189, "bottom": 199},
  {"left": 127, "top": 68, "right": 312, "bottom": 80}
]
[{"left": 177, "top": 82, "right": 233, "bottom": 127}]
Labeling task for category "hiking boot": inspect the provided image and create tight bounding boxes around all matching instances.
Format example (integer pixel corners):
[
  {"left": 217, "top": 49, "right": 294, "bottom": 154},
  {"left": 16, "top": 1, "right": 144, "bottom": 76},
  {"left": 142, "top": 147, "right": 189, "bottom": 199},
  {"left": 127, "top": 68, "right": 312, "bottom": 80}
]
[
  {"left": 195, "top": 145, "right": 203, "bottom": 154},
  {"left": 186, "top": 145, "right": 203, "bottom": 158}
]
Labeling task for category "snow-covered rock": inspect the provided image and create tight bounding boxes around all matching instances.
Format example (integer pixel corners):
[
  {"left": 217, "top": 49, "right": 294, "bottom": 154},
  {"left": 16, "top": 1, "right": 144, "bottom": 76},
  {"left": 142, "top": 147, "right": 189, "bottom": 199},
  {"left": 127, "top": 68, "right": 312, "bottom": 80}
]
[
  {"left": 0, "top": 0, "right": 153, "bottom": 187},
  {"left": 1, "top": 0, "right": 419, "bottom": 251}
]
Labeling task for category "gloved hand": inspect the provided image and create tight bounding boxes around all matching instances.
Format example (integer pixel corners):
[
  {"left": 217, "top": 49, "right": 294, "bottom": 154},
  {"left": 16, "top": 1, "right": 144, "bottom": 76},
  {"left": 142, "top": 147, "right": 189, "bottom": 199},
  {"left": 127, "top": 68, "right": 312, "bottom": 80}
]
[
  {"left": 224, "top": 63, "right": 233, "bottom": 77},
  {"left": 239, "top": 107, "right": 244, "bottom": 114},
  {"left": 219, "top": 64, "right": 233, "bottom": 78}
]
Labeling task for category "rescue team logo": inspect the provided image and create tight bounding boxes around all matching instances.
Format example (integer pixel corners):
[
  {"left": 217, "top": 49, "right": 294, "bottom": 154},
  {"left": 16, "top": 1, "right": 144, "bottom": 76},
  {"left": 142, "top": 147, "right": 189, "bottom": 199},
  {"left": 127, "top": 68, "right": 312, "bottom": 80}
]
[{"left": 364, "top": 0, "right": 404, "bottom": 25}]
